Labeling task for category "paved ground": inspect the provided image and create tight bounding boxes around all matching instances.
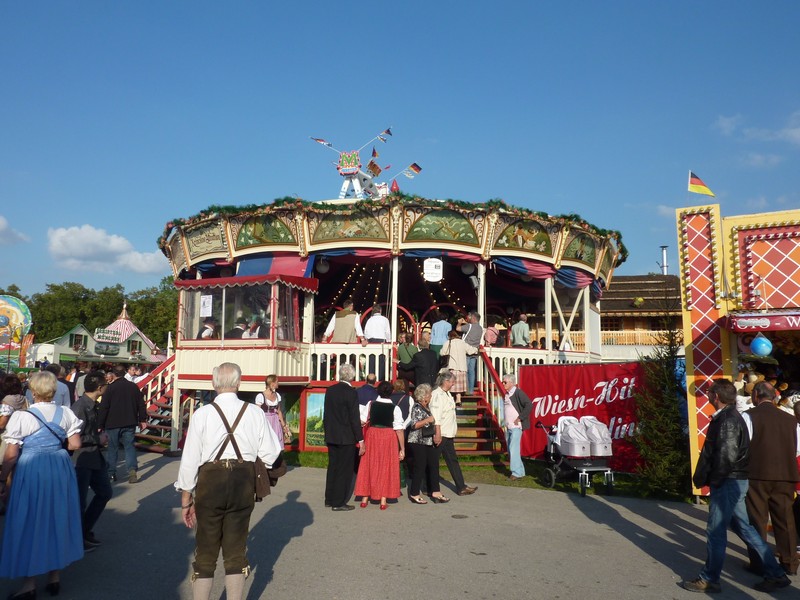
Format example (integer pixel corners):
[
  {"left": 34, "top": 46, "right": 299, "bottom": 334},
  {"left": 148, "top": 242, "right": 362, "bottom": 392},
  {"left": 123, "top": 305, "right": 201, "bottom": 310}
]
[{"left": 1, "top": 452, "right": 796, "bottom": 599}]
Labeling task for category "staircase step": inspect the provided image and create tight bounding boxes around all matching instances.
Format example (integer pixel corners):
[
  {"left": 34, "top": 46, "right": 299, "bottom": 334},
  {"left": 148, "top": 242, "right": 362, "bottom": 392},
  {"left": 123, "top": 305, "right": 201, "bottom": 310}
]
[
  {"left": 142, "top": 423, "right": 172, "bottom": 431},
  {"left": 135, "top": 433, "right": 171, "bottom": 443},
  {"left": 146, "top": 412, "right": 172, "bottom": 421}
]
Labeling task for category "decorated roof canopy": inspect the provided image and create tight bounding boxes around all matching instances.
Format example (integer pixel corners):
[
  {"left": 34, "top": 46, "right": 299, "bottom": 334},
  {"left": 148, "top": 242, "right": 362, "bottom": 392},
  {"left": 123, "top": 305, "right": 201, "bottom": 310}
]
[{"left": 159, "top": 196, "right": 627, "bottom": 287}]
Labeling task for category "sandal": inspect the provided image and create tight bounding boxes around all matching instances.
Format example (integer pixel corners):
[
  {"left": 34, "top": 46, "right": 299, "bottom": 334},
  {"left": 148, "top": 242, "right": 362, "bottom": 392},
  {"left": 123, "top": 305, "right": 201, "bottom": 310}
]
[
  {"left": 430, "top": 495, "right": 450, "bottom": 504},
  {"left": 409, "top": 495, "right": 428, "bottom": 505}
]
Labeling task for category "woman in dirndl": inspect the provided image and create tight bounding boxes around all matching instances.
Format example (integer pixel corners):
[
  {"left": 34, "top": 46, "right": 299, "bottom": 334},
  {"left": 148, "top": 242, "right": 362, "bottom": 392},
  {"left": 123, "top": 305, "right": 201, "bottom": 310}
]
[
  {"left": 354, "top": 381, "right": 405, "bottom": 510},
  {"left": 440, "top": 330, "right": 469, "bottom": 406},
  {"left": 255, "top": 374, "right": 291, "bottom": 449},
  {"left": 0, "top": 370, "right": 84, "bottom": 599}
]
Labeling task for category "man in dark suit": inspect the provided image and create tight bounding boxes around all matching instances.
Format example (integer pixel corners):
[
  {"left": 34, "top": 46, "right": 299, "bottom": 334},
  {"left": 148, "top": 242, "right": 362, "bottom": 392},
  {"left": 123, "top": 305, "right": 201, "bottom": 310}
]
[
  {"left": 323, "top": 362, "right": 364, "bottom": 511},
  {"left": 97, "top": 364, "right": 148, "bottom": 483},
  {"left": 501, "top": 374, "right": 532, "bottom": 480},
  {"left": 224, "top": 318, "right": 248, "bottom": 339},
  {"left": 397, "top": 338, "right": 439, "bottom": 387}
]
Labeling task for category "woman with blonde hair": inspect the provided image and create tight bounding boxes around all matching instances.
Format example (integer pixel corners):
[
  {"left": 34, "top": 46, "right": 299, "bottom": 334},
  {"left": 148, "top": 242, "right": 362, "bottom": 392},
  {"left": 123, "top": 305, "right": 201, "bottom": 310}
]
[
  {"left": 0, "top": 370, "right": 83, "bottom": 598},
  {"left": 255, "top": 374, "right": 291, "bottom": 448}
]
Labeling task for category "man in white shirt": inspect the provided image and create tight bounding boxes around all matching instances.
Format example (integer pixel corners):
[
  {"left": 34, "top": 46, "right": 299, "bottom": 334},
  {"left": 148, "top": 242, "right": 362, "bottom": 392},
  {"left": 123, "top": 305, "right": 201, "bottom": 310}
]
[
  {"left": 501, "top": 374, "right": 532, "bottom": 480},
  {"left": 363, "top": 305, "right": 391, "bottom": 380},
  {"left": 176, "top": 363, "right": 282, "bottom": 600},
  {"left": 323, "top": 299, "right": 367, "bottom": 346}
]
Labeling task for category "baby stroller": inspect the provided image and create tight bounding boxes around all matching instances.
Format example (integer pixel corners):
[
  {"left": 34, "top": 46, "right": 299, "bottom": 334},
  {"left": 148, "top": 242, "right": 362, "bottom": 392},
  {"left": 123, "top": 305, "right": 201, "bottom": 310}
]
[{"left": 537, "top": 416, "right": 614, "bottom": 496}]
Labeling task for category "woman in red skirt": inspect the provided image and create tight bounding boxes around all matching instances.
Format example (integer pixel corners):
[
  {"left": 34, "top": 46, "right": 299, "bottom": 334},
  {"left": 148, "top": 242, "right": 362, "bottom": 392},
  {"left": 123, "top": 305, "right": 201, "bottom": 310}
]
[{"left": 355, "top": 381, "right": 406, "bottom": 510}]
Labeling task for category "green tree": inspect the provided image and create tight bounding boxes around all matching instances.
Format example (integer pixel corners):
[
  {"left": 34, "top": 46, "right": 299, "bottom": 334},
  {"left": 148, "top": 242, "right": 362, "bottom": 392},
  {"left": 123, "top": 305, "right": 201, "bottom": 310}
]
[
  {"left": 631, "top": 303, "right": 691, "bottom": 498},
  {"left": 127, "top": 276, "right": 178, "bottom": 348},
  {"left": 0, "top": 284, "right": 27, "bottom": 301},
  {"left": 84, "top": 285, "right": 126, "bottom": 333},
  {"left": 27, "top": 282, "right": 96, "bottom": 342}
]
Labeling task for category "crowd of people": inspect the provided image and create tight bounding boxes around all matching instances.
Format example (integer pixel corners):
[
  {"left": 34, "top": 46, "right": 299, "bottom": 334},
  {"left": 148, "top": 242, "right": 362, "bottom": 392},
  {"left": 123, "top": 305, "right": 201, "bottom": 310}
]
[
  {"left": 681, "top": 378, "right": 800, "bottom": 594},
  {"left": 322, "top": 363, "right": 479, "bottom": 512},
  {"left": 0, "top": 361, "right": 152, "bottom": 598}
]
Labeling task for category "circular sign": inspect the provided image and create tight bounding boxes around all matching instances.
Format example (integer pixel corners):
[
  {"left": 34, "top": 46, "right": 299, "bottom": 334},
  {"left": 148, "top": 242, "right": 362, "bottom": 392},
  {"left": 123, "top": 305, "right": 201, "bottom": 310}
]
[{"left": 423, "top": 258, "right": 443, "bottom": 282}]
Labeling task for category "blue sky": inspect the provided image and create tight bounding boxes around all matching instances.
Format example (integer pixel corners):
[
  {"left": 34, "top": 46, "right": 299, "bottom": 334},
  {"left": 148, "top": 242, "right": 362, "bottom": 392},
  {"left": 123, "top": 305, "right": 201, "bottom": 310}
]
[{"left": 2, "top": 1, "right": 799, "bottom": 296}]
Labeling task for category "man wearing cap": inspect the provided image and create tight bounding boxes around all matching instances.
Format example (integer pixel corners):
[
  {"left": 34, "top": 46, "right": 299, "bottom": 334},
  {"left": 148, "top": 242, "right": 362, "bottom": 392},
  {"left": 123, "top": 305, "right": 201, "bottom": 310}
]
[
  {"left": 225, "top": 318, "right": 248, "bottom": 340},
  {"left": 197, "top": 317, "right": 217, "bottom": 340}
]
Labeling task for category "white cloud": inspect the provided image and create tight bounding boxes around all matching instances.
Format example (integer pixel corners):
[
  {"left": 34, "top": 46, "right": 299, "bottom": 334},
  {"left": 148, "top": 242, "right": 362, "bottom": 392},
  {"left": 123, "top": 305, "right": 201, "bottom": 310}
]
[
  {"left": 744, "top": 110, "right": 800, "bottom": 146},
  {"left": 0, "top": 215, "right": 30, "bottom": 245},
  {"left": 740, "top": 152, "right": 783, "bottom": 168},
  {"left": 48, "top": 225, "right": 168, "bottom": 274},
  {"left": 656, "top": 204, "right": 676, "bottom": 217},
  {"left": 714, "top": 114, "right": 742, "bottom": 136},
  {"left": 745, "top": 195, "right": 769, "bottom": 211}
]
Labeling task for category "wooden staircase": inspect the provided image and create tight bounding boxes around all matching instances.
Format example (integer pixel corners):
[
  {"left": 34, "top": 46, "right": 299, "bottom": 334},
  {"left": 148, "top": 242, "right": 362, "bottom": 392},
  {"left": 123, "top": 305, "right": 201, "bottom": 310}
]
[
  {"left": 453, "top": 391, "right": 508, "bottom": 467},
  {"left": 134, "top": 355, "right": 198, "bottom": 454}
]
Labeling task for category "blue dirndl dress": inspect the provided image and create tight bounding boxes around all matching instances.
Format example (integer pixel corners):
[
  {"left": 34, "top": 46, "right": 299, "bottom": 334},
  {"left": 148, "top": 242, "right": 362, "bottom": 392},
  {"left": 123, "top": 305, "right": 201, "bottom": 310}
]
[{"left": 0, "top": 406, "right": 84, "bottom": 578}]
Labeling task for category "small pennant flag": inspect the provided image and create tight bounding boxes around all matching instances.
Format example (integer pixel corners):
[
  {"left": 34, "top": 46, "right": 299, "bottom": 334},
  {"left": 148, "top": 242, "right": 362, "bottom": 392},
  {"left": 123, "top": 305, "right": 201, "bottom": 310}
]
[
  {"left": 688, "top": 171, "right": 715, "bottom": 196},
  {"left": 372, "top": 146, "right": 378, "bottom": 158},
  {"left": 310, "top": 137, "right": 331, "bottom": 147},
  {"left": 408, "top": 162, "right": 422, "bottom": 174},
  {"left": 402, "top": 169, "right": 415, "bottom": 179},
  {"left": 382, "top": 128, "right": 393, "bottom": 136},
  {"left": 366, "top": 160, "right": 382, "bottom": 177},
  {"left": 383, "top": 164, "right": 391, "bottom": 171},
  {"left": 377, "top": 135, "right": 387, "bottom": 143},
  {"left": 391, "top": 179, "right": 399, "bottom": 192}
]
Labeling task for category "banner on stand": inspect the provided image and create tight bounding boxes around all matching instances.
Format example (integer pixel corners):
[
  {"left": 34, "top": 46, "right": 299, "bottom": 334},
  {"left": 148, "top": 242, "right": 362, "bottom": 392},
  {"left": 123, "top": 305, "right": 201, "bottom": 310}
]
[{"left": 519, "top": 361, "right": 644, "bottom": 472}]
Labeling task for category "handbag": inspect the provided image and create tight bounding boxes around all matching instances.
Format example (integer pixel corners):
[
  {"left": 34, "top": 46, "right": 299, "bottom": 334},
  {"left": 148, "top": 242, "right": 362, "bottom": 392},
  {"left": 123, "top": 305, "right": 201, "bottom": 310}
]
[{"left": 421, "top": 422, "right": 435, "bottom": 438}]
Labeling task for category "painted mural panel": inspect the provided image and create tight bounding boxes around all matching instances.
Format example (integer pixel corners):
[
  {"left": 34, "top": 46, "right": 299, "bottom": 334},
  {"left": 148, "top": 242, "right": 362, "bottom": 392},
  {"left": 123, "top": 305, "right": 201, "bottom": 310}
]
[
  {"left": 562, "top": 231, "right": 597, "bottom": 267},
  {"left": 405, "top": 209, "right": 479, "bottom": 245},
  {"left": 311, "top": 210, "right": 388, "bottom": 243},
  {"left": 494, "top": 219, "right": 553, "bottom": 255},
  {"left": 235, "top": 214, "right": 297, "bottom": 249},
  {"left": 184, "top": 221, "right": 227, "bottom": 259}
]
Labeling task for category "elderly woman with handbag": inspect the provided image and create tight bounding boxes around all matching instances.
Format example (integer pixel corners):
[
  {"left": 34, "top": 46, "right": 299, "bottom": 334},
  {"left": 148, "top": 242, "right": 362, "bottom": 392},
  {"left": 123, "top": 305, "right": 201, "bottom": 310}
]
[
  {"left": 406, "top": 384, "right": 449, "bottom": 504},
  {"left": 0, "top": 370, "right": 84, "bottom": 599}
]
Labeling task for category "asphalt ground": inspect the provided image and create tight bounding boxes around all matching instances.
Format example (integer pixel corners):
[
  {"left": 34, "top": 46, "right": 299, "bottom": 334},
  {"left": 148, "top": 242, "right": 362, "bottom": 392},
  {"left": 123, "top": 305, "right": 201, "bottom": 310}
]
[{"left": 1, "top": 452, "right": 796, "bottom": 599}]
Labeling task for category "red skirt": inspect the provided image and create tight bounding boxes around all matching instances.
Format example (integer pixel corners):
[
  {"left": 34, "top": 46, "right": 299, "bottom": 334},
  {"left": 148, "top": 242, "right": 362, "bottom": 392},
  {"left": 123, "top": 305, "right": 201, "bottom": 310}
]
[{"left": 354, "top": 427, "right": 401, "bottom": 500}]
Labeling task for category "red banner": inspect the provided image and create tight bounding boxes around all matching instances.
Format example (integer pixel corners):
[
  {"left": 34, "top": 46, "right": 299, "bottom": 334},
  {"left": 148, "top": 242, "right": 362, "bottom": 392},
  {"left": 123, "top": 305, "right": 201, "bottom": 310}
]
[{"left": 519, "top": 361, "right": 644, "bottom": 472}]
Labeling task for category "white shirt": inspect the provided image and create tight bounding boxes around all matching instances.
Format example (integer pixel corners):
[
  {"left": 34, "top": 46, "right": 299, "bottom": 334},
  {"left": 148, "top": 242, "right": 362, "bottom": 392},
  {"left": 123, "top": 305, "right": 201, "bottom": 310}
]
[
  {"left": 363, "top": 314, "right": 391, "bottom": 342},
  {"left": 323, "top": 313, "right": 365, "bottom": 339},
  {"left": 255, "top": 391, "right": 283, "bottom": 411},
  {"left": 504, "top": 386, "right": 521, "bottom": 429},
  {"left": 2, "top": 402, "right": 83, "bottom": 446},
  {"left": 175, "top": 392, "right": 282, "bottom": 493},
  {"left": 429, "top": 387, "right": 458, "bottom": 438}
]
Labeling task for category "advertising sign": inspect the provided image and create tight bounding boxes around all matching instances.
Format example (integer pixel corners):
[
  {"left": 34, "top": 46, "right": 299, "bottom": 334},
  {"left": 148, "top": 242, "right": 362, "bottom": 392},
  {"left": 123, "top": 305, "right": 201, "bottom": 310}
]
[{"left": 519, "top": 361, "right": 644, "bottom": 472}]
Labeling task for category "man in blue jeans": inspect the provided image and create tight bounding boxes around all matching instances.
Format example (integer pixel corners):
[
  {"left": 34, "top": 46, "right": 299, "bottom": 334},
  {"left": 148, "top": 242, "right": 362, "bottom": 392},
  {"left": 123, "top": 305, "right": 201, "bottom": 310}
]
[
  {"left": 501, "top": 374, "right": 532, "bottom": 480},
  {"left": 97, "top": 365, "right": 148, "bottom": 484},
  {"left": 681, "top": 379, "right": 790, "bottom": 593},
  {"left": 458, "top": 311, "right": 483, "bottom": 395}
]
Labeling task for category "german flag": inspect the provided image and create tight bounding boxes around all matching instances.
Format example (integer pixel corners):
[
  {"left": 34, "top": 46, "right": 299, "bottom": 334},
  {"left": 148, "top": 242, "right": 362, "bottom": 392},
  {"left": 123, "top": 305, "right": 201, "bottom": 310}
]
[{"left": 688, "top": 171, "right": 715, "bottom": 197}]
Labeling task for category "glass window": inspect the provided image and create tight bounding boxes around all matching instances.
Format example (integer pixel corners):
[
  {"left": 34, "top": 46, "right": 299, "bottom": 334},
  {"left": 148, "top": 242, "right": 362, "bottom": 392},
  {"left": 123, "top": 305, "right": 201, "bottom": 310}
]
[{"left": 601, "top": 317, "right": 623, "bottom": 331}]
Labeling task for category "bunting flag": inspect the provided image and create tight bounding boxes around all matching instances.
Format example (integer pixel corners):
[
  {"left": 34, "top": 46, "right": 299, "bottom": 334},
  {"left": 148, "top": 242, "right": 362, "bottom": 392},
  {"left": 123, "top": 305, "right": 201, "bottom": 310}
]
[
  {"left": 371, "top": 146, "right": 378, "bottom": 158},
  {"left": 377, "top": 135, "right": 387, "bottom": 143},
  {"left": 402, "top": 169, "right": 415, "bottom": 179},
  {"left": 310, "top": 137, "right": 332, "bottom": 147},
  {"left": 688, "top": 171, "right": 715, "bottom": 196},
  {"left": 382, "top": 128, "right": 392, "bottom": 136},
  {"left": 408, "top": 162, "right": 422, "bottom": 174},
  {"left": 391, "top": 179, "right": 399, "bottom": 192},
  {"left": 383, "top": 164, "right": 391, "bottom": 171},
  {"left": 366, "top": 160, "right": 382, "bottom": 177}
]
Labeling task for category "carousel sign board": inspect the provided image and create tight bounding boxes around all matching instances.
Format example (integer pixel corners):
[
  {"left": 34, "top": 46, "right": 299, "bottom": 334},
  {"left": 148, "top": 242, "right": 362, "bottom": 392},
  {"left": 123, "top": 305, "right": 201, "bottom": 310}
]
[
  {"left": 727, "top": 312, "right": 800, "bottom": 332},
  {"left": 423, "top": 257, "right": 443, "bottom": 282}
]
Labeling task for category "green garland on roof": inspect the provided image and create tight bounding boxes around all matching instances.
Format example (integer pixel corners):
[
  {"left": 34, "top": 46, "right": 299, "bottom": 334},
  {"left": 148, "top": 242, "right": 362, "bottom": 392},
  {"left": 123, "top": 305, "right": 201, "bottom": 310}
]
[{"left": 158, "top": 195, "right": 628, "bottom": 265}]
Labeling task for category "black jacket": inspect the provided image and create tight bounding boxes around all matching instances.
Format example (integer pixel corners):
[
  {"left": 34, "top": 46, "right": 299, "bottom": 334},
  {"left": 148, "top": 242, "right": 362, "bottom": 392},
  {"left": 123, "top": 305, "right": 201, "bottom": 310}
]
[
  {"left": 693, "top": 404, "right": 749, "bottom": 489},
  {"left": 399, "top": 348, "right": 439, "bottom": 388},
  {"left": 508, "top": 387, "right": 533, "bottom": 431},
  {"left": 97, "top": 377, "right": 147, "bottom": 430},
  {"left": 323, "top": 382, "right": 363, "bottom": 445}
]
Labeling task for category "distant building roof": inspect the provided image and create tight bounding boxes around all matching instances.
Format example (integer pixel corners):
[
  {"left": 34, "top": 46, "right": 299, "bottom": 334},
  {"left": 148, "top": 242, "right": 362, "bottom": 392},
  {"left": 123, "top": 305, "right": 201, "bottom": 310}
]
[
  {"left": 105, "top": 302, "right": 156, "bottom": 350},
  {"left": 601, "top": 274, "right": 681, "bottom": 317}
]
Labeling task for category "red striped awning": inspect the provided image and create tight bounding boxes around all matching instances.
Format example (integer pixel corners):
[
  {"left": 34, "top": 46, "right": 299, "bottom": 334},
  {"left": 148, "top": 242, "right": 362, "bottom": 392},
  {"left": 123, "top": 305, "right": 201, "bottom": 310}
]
[{"left": 174, "top": 274, "right": 318, "bottom": 294}]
